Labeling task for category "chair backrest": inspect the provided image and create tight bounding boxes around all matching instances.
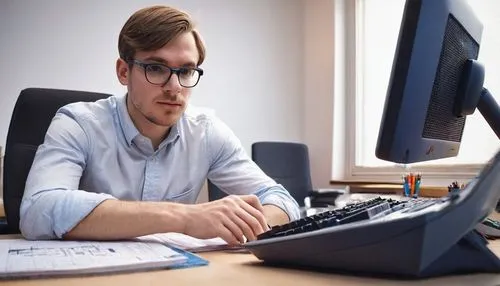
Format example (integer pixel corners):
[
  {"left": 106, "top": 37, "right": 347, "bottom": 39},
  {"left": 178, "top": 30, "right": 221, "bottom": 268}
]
[
  {"left": 251, "top": 142, "right": 313, "bottom": 207},
  {"left": 207, "top": 179, "right": 227, "bottom": 202},
  {"left": 207, "top": 141, "right": 313, "bottom": 206},
  {"left": 3, "top": 88, "right": 112, "bottom": 233}
]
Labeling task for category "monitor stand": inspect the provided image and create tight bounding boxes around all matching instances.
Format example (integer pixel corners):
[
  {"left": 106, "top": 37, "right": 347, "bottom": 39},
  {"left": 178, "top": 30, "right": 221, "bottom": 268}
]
[
  {"left": 437, "top": 59, "right": 500, "bottom": 277},
  {"left": 477, "top": 88, "right": 500, "bottom": 138},
  {"left": 456, "top": 59, "right": 500, "bottom": 214},
  {"left": 455, "top": 59, "right": 500, "bottom": 138},
  {"left": 420, "top": 230, "right": 500, "bottom": 277}
]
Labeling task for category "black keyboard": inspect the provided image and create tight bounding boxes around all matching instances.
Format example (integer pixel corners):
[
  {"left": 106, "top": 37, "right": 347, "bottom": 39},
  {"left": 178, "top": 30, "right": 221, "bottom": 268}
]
[{"left": 258, "top": 197, "right": 405, "bottom": 240}]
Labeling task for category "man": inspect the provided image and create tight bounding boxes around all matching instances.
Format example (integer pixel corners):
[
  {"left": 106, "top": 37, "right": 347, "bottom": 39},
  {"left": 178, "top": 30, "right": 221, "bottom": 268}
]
[{"left": 19, "top": 5, "right": 300, "bottom": 244}]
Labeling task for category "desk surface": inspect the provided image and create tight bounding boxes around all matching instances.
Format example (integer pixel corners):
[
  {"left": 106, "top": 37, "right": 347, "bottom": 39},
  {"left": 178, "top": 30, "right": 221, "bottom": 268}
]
[
  {"left": 0, "top": 237, "right": 499, "bottom": 286},
  {"left": 2, "top": 206, "right": 500, "bottom": 285}
]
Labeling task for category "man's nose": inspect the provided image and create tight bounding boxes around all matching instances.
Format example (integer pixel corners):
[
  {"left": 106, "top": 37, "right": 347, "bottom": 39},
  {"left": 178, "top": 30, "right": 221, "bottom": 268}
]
[{"left": 162, "top": 73, "right": 182, "bottom": 93}]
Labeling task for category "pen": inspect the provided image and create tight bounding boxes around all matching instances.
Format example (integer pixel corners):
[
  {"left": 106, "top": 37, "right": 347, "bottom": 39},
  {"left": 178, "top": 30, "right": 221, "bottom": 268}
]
[
  {"left": 403, "top": 176, "right": 410, "bottom": 197},
  {"left": 410, "top": 173, "right": 415, "bottom": 197},
  {"left": 414, "top": 173, "right": 421, "bottom": 198}
]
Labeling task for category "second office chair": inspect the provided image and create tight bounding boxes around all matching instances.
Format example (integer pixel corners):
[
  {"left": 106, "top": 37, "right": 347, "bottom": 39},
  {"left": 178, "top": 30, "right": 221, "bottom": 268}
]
[
  {"left": 251, "top": 141, "right": 312, "bottom": 207},
  {"left": 207, "top": 141, "right": 313, "bottom": 207}
]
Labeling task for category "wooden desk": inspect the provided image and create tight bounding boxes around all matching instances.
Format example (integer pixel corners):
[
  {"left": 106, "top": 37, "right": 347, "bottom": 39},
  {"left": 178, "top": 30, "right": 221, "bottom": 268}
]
[
  {"left": 2, "top": 206, "right": 500, "bottom": 285},
  {"left": 0, "top": 237, "right": 499, "bottom": 285}
]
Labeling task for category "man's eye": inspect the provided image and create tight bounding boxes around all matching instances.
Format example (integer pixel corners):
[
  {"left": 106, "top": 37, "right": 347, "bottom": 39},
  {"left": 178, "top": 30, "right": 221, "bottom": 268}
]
[
  {"left": 179, "top": 68, "right": 194, "bottom": 76},
  {"left": 147, "top": 65, "right": 168, "bottom": 73}
]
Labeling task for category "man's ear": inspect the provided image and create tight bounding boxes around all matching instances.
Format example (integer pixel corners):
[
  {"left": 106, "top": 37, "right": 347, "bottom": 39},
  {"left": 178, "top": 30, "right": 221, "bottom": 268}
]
[{"left": 116, "top": 58, "right": 129, "bottom": 86}]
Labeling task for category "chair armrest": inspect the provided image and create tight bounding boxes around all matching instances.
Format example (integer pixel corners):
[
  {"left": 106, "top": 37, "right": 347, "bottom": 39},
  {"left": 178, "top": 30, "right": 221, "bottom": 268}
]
[
  {"left": 309, "top": 188, "right": 348, "bottom": 196},
  {"left": 0, "top": 218, "right": 9, "bottom": 235},
  {"left": 307, "top": 188, "right": 348, "bottom": 208}
]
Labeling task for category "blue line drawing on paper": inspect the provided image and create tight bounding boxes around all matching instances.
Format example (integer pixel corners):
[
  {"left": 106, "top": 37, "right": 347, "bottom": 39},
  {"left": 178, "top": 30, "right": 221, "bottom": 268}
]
[{"left": 8, "top": 245, "right": 117, "bottom": 258}]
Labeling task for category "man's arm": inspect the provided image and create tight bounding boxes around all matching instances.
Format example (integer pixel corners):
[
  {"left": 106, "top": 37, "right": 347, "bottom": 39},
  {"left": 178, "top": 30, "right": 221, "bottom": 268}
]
[
  {"left": 205, "top": 117, "right": 301, "bottom": 225},
  {"left": 62, "top": 200, "right": 185, "bottom": 240},
  {"left": 64, "top": 195, "right": 268, "bottom": 244},
  {"left": 20, "top": 110, "right": 116, "bottom": 239}
]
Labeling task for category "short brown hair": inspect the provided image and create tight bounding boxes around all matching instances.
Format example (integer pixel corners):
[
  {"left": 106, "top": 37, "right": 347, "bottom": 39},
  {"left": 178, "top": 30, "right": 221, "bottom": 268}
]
[{"left": 118, "top": 5, "right": 205, "bottom": 65}]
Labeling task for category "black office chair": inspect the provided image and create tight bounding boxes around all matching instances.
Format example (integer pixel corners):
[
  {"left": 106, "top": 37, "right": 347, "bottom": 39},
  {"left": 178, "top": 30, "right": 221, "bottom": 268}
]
[
  {"left": 2, "top": 88, "right": 112, "bottom": 234},
  {"left": 207, "top": 179, "right": 227, "bottom": 202},
  {"left": 207, "top": 141, "right": 317, "bottom": 207},
  {"left": 251, "top": 142, "right": 313, "bottom": 207}
]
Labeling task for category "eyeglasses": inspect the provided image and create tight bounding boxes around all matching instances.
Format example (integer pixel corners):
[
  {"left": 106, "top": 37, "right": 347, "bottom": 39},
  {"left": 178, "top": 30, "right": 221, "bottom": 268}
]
[{"left": 129, "top": 59, "right": 204, "bottom": 88}]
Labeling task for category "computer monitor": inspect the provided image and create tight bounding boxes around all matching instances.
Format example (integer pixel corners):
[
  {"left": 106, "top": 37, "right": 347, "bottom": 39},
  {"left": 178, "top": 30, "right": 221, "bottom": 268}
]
[{"left": 375, "top": 0, "right": 500, "bottom": 164}]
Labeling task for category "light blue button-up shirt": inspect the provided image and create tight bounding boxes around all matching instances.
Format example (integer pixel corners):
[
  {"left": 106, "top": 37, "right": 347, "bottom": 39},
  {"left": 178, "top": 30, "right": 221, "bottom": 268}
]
[{"left": 20, "top": 94, "right": 300, "bottom": 239}]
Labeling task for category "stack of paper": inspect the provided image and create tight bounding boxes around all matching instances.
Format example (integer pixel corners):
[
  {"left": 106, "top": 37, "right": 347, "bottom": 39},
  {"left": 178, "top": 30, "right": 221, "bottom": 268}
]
[{"left": 0, "top": 239, "right": 189, "bottom": 278}]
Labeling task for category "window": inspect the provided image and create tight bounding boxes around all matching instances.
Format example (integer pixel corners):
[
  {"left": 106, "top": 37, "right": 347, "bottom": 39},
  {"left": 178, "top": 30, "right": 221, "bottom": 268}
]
[{"left": 334, "top": 0, "right": 500, "bottom": 185}]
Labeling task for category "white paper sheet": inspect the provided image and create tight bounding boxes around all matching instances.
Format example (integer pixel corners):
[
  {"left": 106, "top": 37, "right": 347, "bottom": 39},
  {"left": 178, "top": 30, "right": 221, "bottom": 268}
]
[
  {"left": 136, "top": 233, "right": 244, "bottom": 252},
  {"left": 0, "top": 239, "right": 187, "bottom": 278}
]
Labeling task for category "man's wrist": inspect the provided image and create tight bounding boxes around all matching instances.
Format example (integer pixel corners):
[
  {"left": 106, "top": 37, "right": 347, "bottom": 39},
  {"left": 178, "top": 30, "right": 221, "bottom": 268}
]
[
  {"left": 262, "top": 204, "right": 290, "bottom": 226},
  {"left": 153, "top": 201, "right": 190, "bottom": 234}
]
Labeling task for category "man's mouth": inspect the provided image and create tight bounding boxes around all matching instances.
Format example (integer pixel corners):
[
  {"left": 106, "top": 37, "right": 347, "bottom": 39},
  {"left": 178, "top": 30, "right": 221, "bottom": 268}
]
[{"left": 157, "top": 101, "right": 182, "bottom": 107}]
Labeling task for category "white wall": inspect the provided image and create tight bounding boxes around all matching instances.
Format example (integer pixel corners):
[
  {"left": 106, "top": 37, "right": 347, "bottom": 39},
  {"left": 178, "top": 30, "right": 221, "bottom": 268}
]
[
  {"left": 303, "top": 1, "right": 336, "bottom": 188},
  {"left": 0, "top": 0, "right": 340, "bottom": 190},
  {"left": 0, "top": 0, "right": 304, "bottom": 154}
]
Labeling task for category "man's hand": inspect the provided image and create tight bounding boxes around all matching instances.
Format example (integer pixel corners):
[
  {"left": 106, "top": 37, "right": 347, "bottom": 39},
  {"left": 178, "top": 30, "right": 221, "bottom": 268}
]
[{"left": 182, "top": 195, "right": 269, "bottom": 245}]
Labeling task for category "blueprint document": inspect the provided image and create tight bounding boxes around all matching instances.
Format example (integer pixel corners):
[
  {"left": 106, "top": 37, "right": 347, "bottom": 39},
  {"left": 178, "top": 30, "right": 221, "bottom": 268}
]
[{"left": 0, "top": 239, "right": 187, "bottom": 278}]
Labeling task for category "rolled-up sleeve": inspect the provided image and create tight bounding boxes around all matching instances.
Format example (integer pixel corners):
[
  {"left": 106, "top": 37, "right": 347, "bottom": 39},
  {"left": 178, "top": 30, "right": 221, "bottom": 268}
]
[
  {"left": 20, "top": 110, "right": 115, "bottom": 240},
  {"left": 205, "top": 116, "right": 300, "bottom": 222},
  {"left": 254, "top": 186, "right": 300, "bottom": 221}
]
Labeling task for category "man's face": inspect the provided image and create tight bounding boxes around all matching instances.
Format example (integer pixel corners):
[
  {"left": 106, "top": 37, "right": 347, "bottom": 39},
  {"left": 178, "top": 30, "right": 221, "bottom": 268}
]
[{"left": 116, "top": 32, "right": 200, "bottom": 128}]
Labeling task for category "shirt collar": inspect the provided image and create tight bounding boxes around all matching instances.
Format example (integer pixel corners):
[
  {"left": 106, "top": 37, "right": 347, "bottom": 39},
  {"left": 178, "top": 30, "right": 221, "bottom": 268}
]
[
  {"left": 159, "top": 121, "right": 181, "bottom": 149},
  {"left": 116, "top": 94, "right": 139, "bottom": 146}
]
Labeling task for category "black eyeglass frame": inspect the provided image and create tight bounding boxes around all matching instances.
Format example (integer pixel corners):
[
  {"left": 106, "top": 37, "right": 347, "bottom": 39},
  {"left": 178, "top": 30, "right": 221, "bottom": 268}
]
[{"left": 128, "top": 59, "right": 204, "bottom": 88}]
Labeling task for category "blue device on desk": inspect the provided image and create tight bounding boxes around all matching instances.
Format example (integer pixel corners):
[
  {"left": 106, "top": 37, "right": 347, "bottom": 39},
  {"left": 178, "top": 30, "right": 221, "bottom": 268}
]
[
  {"left": 246, "top": 150, "right": 500, "bottom": 277},
  {"left": 245, "top": 0, "right": 500, "bottom": 278}
]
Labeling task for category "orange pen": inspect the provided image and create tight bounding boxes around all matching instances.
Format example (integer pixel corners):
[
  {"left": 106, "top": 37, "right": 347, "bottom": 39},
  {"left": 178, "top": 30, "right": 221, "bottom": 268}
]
[{"left": 410, "top": 173, "right": 415, "bottom": 196}]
